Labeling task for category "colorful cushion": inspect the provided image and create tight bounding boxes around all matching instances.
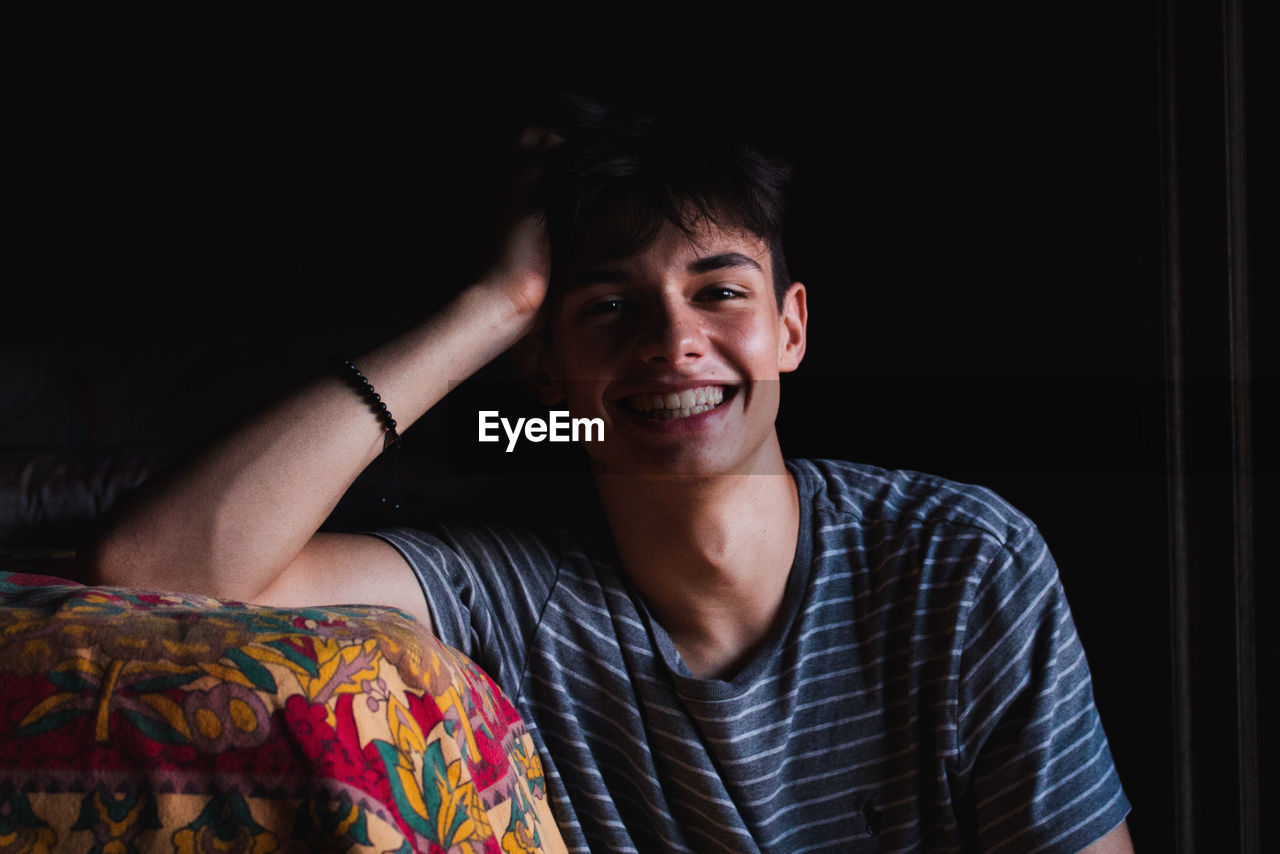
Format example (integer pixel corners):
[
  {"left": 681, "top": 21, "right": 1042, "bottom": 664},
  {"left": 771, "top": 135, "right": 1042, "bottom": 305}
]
[{"left": 0, "top": 570, "right": 566, "bottom": 853}]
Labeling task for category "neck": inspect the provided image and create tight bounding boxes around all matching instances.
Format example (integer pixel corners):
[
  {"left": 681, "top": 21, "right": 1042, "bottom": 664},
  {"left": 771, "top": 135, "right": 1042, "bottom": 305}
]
[{"left": 593, "top": 442, "right": 800, "bottom": 679}]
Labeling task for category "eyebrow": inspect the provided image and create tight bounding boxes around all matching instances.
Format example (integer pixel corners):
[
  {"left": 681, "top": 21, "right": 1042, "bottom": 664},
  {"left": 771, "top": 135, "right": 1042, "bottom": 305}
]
[
  {"left": 686, "top": 252, "right": 763, "bottom": 276},
  {"left": 571, "top": 267, "right": 631, "bottom": 288},
  {"left": 571, "top": 252, "right": 763, "bottom": 289}
]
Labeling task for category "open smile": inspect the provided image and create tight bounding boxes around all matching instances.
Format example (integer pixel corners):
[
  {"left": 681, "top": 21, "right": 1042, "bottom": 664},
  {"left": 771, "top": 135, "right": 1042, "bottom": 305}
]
[{"left": 618, "top": 385, "right": 735, "bottom": 421}]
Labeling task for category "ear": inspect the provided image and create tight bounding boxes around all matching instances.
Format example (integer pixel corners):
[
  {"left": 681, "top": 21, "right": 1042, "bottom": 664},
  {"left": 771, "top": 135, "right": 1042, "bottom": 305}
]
[
  {"left": 776, "top": 282, "right": 807, "bottom": 372},
  {"left": 511, "top": 329, "right": 565, "bottom": 406}
]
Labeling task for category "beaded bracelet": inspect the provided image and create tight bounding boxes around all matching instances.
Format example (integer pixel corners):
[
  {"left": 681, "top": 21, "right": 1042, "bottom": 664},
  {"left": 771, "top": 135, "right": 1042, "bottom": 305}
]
[{"left": 337, "top": 359, "right": 401, "bottom": 451}]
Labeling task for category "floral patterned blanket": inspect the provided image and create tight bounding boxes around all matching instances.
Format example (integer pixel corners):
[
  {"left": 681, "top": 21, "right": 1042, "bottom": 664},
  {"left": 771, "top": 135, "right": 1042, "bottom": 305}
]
[{"left": 0, "top": 570, "right": 566, "bottom": 853}]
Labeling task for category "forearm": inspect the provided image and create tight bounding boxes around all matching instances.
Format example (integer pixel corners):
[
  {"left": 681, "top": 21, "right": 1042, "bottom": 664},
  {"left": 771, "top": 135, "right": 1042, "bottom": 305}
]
[{"left": 86, "top": 283, "right": 533, "bottom": 600}]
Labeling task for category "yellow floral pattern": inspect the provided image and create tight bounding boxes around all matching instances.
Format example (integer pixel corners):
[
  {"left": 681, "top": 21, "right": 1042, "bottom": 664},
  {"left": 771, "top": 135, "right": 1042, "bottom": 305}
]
[{"left": 0, "top": 571, "right": 566, "bottom": 853}]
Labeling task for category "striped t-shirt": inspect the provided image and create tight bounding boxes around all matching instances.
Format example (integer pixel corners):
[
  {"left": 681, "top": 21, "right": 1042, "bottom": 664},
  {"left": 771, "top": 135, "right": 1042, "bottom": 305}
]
[{"left": 373, "top": 459, "right": 1129, "bottom": 852}]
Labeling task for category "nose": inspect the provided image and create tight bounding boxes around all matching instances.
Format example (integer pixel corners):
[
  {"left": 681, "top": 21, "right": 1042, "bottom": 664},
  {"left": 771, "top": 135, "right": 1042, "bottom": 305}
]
[{"left": 635, "top": 296, "right": 704, "bottom": 365}]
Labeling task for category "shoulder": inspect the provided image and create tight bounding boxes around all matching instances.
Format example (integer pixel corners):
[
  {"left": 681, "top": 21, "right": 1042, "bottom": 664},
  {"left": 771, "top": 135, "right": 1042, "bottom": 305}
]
[
  {"left": 787, "top": 460, "right": 1059, "bottom": 639},
  {"left": 789, "top": 458, "right": 1034, "bottom": 548},
  {"left": 367, "top": 518, "right": 617, "bottom": 609}
]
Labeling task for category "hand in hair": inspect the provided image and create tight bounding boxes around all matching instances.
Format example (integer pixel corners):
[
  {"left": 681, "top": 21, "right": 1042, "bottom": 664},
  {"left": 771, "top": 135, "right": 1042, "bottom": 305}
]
[
  {"left": 480, "top": 209, "right": 549, "bottom": 326},
  {"left": 476, "top": 126, "right": 559, "bottom": 333}
]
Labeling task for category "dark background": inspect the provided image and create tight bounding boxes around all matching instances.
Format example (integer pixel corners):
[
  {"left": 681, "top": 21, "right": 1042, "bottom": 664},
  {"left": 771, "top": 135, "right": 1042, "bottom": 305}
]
[{"left": 2, "top": 7, "right": 1270, "bottom": 851}]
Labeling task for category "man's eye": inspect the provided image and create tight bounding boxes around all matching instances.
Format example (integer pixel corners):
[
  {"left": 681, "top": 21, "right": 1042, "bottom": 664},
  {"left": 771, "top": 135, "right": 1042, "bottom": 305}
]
[
  {"left": 699, "top": 287, "right": 745, "bottom": 301},
  {"left": 584, "top": 298, "right": 625, "bottom": 316}
]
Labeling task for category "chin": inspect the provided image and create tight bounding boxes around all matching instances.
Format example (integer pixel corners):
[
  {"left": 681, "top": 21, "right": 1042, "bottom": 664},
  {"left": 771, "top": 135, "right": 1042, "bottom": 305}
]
[{"left": 586, "top": 439, "right": 779, "bottom": 481}]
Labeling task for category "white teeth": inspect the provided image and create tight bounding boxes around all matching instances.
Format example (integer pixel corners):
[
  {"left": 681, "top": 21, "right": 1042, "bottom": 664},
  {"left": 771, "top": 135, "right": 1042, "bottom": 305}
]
[
  {"left": 646, "top": 403, "right": 714, "bottom": 420},
  {"left": 629, "top": 385, "right": 726, "bottom": 418}
]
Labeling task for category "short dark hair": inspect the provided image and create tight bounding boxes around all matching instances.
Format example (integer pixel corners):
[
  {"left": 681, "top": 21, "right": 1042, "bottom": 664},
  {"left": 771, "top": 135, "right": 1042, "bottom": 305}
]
[{"left": 534, "top": 96, "right": 794, "bottom": 306}]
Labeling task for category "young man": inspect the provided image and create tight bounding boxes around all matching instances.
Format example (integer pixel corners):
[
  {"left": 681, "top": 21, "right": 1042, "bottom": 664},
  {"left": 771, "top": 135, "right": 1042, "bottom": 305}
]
[{"left": 89, "top": 103, "right": 1133, "bottom": 852}]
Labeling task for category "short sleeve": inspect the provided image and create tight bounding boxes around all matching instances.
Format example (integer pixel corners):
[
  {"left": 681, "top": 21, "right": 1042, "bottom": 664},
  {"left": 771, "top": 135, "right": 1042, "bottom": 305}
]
[
  {"left": 954, "top": 524, "right": 1130, "bottom": 853},
  {"left": 369, "top": 522, "right": 562, "bottom": 699}
]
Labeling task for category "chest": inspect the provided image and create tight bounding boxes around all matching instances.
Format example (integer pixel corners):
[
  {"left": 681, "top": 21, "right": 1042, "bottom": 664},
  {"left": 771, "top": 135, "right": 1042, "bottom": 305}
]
[{"left": 517, "top": 575, "right": 966, "bottom": 851}]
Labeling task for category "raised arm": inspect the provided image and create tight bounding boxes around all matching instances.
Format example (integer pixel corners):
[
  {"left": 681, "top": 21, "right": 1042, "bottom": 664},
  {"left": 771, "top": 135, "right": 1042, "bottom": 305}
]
[{"left": 85, "top": 213, "right": 549, "bottom": 629}]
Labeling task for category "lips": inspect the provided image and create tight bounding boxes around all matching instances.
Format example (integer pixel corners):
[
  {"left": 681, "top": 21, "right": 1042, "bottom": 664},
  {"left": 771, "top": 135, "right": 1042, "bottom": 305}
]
[{"left": 622, "top": 384, "right": 729, "bottom": 420}]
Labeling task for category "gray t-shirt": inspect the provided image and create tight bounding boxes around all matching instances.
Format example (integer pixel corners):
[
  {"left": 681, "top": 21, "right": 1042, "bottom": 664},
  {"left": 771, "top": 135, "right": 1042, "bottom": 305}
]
[{"left": 373, "top": 459, "right": 1129, "bottom": 852}]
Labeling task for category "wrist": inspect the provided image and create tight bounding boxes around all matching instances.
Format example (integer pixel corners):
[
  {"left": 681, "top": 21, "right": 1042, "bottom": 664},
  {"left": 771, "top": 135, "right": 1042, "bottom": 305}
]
[{"left": 466, "top": 276, "right": 545, "bottom": 335}]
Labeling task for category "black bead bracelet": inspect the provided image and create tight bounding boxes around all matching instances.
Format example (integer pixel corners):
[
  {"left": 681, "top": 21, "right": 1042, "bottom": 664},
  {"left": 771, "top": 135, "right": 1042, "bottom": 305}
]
[{"left": 337, "top": 359, "right": 401, "bottom": 451}]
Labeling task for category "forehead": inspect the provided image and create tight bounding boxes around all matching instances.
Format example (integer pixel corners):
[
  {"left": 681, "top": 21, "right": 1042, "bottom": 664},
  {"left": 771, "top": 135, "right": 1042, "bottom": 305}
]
[{"left": 567, "top": 219, "right": 772, "bottom": 286}]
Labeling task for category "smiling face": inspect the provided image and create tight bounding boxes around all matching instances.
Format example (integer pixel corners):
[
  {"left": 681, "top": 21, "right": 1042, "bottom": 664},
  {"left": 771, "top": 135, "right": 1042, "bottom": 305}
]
[{"left": 542, "top": 218, "right": 807, "bottom": 479}]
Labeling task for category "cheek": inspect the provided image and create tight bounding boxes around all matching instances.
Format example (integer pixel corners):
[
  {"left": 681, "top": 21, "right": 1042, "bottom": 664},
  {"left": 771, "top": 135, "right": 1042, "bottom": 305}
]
[
  {"left": 550, "top": 312, "right": 616, "bottom": 361},
  {"left": 560, "top": 382, "right": 603, "bottom": 419},
  {"left": 549, "top": 347, "right": 611, "bottom": 417},
  {"left": 551, "top": 335, "right": 609, "bottom": 383},
  {"left": 724, "top": 317, "right": 782, "bottom": 368}
]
